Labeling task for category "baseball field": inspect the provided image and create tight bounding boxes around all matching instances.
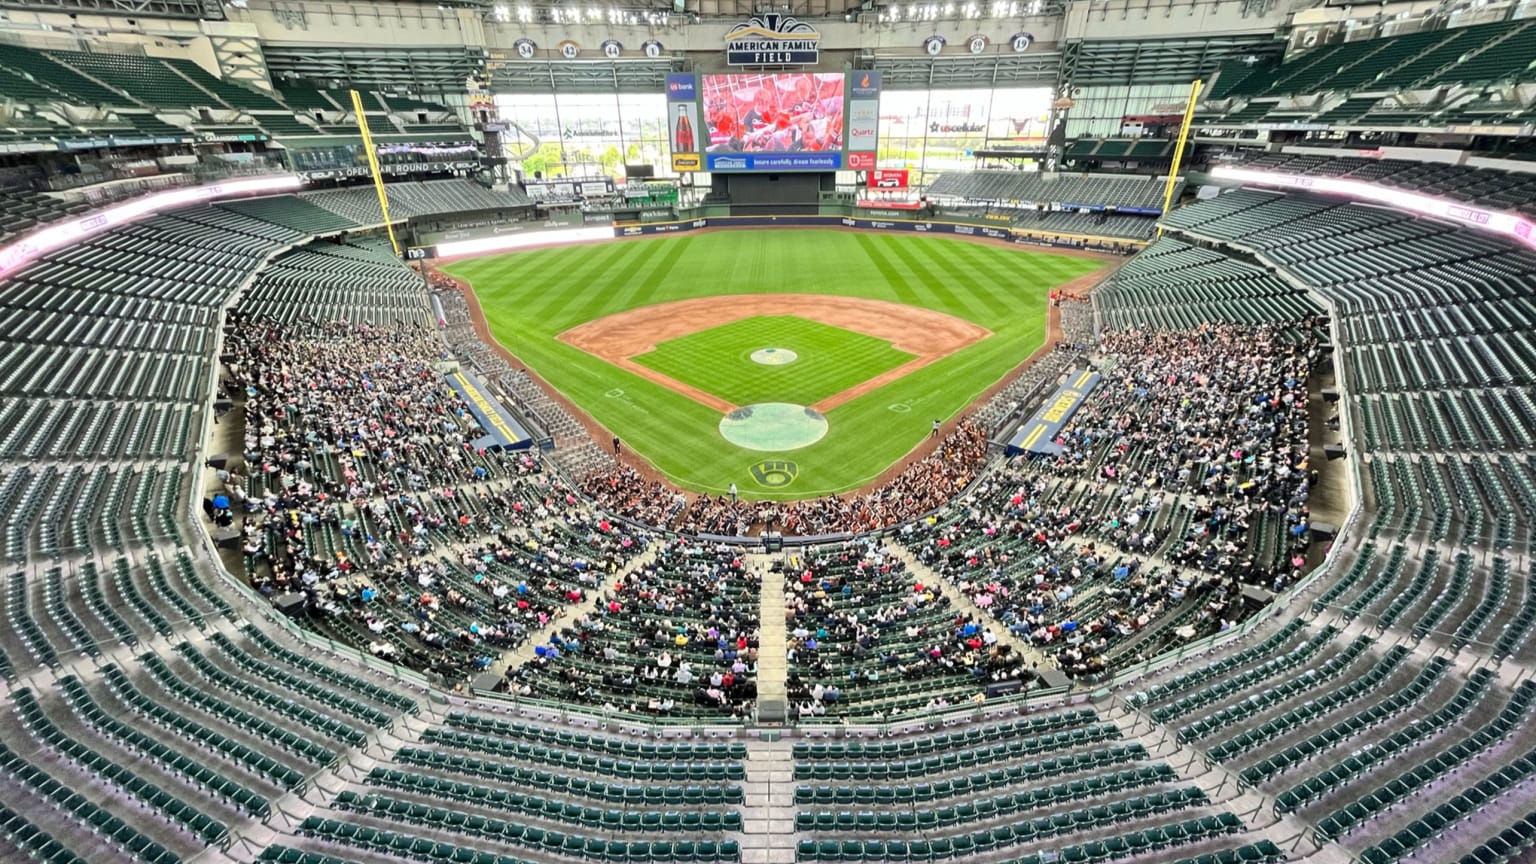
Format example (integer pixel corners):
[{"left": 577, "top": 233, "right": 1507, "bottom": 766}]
[{"left": 446, "top": 230, "right": 1103, "bottom": 499}]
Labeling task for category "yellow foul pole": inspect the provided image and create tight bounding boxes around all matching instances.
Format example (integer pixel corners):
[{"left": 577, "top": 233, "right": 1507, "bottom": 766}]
[
  {"left": 351, "top": 88, "right": 403, "bottom": 256},
  {"left": 1157, "top": 78, "right": 1203, "bottom": 238}
]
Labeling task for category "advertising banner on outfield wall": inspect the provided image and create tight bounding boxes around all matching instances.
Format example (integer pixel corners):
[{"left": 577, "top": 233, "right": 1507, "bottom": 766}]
[
  {"left": 606, "top": 214, "right": 1141, "bottom": 253},
  {"left": 614, "top": 215, "right": 1015, "bottom": 238}
]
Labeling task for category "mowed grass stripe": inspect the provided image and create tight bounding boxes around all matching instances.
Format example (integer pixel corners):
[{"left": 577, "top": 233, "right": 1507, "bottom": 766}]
[
  {"left": 582, "top": 238, "right": 668, "bottom": 314},
  {"left": 546, "top": 241, "right": 669, "bottom": 322},
  {"left": 624, "top": 236, "right": 694, "bottom": 309},
  {"left": 938, "top": 242, "right": 1073, "bottom": 317},
  {"left": 876, "top": 235, "right": 981, "bottom": 321},
  {"left": 911, "top": 240, "right": 1022, "bottom": 320},
  {"left": 523, "top": 239, "right": 632, "bottom": 301},
  {"left": 527, "top": 242, "right": 639, "bottom": 319},
  {"left": 854, "top": 233, "right": 923, "bottom": 307}
]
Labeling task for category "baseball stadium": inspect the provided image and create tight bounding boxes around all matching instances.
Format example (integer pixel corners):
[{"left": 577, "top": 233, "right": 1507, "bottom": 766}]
[{"left": 0, "top": 0, "right": 1533, "bottom": 862}]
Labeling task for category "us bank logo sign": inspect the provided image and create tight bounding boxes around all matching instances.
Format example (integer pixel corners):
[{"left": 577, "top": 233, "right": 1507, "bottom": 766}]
[{"left": 725, "top": 14, "right": 819, "bottom": 65}]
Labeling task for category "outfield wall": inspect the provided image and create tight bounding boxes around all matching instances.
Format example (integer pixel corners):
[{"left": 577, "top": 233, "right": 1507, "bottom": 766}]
[
  {"left": 422, "top": 207, "right": 1147, "bottom": 260},
  {"left": 619, "top": 213, "right": 1145, "bottom": 255}
]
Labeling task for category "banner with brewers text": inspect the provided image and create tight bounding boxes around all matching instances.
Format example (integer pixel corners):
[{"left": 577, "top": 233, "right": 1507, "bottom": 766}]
[
  {"left": 446, "top": 369, "right": 534, "bottom": 451},
  {"left": 1007, "top": 369, "right": 1101, "bottom": 456}
]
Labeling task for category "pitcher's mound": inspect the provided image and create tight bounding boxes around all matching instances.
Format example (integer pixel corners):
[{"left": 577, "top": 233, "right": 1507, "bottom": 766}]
[
  {"left": 750, "top": 347, "right": 798, "bottom": 366},
  {"left": 719, "top": 403, "right": 828, "bottom": 451}
]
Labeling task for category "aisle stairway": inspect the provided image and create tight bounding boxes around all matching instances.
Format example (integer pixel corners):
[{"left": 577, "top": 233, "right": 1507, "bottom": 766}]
[
  {"left": 756, "top": 555, "right": 789, "bottom": 713},
  {"left": 739, "top": 738, "right": 798, "bottom": 864}
]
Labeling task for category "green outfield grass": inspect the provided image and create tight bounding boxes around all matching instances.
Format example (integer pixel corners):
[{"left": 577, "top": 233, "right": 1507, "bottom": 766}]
[
  {"left": 446, "top": 230, "right": 1102, "bottom": 499},
  {"left": 633, "top": 315, "right": 914, "bottom": 407}
]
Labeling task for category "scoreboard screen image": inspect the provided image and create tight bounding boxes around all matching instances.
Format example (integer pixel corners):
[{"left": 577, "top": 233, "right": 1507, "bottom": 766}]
[{"left": 702, "top": 73, "right": 845, "bottom": 155}]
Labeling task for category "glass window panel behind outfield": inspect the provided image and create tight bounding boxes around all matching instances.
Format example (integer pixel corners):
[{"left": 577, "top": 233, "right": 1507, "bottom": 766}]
[
  {"left": 1061, "top": 83, "right": 1195, "bottom": 139},
  {"left": 878, "top": 86, "right": 1052, "bottom": 184},
  {"left": 496, "top": 92, "right": 670, "bottom": 180}
]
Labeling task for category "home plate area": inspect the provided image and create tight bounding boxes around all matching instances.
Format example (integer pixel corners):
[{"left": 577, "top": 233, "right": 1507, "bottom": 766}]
[{"left": 717, "top": 403, "right": 829, "bottom": 451}]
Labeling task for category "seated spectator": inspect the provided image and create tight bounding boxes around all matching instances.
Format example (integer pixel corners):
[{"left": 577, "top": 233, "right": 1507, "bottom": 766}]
[
  {"left": 508, "top": 539, "right": 760, "bottom": 717},
  {"left": 225, "top": 313, "right": 647, "bottom": 680}
]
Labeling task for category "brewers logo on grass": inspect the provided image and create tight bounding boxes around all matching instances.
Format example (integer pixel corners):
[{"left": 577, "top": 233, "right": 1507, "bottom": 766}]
[{"left": 750, "top": 460, "right": 799, "bottom": 489}]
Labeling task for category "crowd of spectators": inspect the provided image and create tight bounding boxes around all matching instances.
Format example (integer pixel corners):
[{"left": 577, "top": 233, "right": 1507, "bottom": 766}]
[
  {"left": 218, "top": 242, "right": 1320, "bottom": 698},
  {"left": 784, "top": 539, "right": 1030, "bottom": 718},
  {"left": 224, "top": 312, "right": 648, "bottom": 680},
  {"left": 905, "top": 321, "right": 1317, "bottom": 677},
  {"left": 971, "top": 346, "right": 1085, "bottom": 432},
  {"left": 509, "top": 539, "right": 760, "bottom": 717},
  {"left": 576, "top": 419, "right": 995, "bottom": 538}
]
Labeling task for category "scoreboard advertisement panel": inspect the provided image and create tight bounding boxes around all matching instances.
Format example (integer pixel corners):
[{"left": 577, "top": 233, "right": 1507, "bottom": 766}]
[{"left": 666, "top": 73, "right": 704, "bottom": 173}]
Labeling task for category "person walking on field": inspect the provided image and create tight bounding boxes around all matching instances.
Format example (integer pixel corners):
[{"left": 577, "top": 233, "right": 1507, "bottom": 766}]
[
  {"left": 729, "top": 482, "right": 738, "bottom": 502},
  {"left": 613, "top": 437, "right": 622, "bottom": 456},
  {"left": 931, "top": 419, "right": 941, "bottom": 438}
]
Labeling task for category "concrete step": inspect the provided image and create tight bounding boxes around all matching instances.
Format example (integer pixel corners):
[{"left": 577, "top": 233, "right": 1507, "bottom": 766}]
[{"left": 754, "top": 553, "right": 789, "bottom": 706}]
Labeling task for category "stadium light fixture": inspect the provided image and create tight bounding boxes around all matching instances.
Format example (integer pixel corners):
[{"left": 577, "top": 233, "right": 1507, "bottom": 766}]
[
  {"left": 0, "top": 174, "right": 303, "bottom": 281},
  {"left": 1209, "top": 166, "right": 1536, "bottom": 251}
]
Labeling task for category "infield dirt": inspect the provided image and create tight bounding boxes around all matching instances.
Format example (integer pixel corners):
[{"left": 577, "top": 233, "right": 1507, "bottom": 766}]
[{"left": 557, "top": 293, "right": 991, "bottom": 414}]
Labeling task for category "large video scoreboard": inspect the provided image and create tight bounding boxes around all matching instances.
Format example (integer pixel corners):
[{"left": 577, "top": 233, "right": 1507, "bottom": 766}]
[{"left": 666, "top": 69, "right": 880, "bottom": 173}]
